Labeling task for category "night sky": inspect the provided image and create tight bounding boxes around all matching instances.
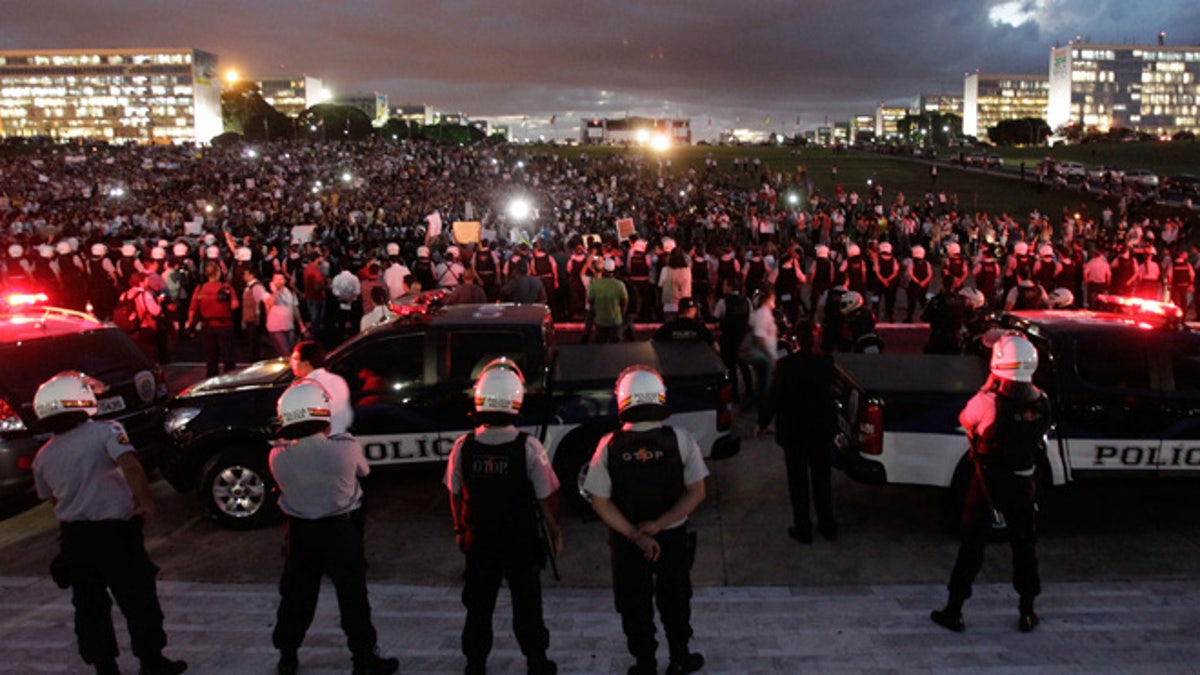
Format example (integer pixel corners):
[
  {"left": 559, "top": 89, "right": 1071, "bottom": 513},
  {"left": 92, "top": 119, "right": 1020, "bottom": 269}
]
[{"left": 5, "top": 0, "right": 1200, "bottom": 140}]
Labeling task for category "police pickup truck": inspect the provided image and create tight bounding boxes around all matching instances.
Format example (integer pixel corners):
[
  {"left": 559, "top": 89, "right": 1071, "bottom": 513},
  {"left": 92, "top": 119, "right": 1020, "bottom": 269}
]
[
  {"left": 161, "top": 303, "right": 739, "bottom": 528},
  {"left": 832, "top": 297, "right": 1200, "bottom": 501}
]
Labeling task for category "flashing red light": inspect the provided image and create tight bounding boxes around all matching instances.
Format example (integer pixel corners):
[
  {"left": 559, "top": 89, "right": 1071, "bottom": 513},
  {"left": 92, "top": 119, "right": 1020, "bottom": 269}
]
[
  {"left": 1094, "top": 294, "right": 1182, "bottom": 320},
  {"left": 5, "top": 292, "right": 49, "bottom": 309}
]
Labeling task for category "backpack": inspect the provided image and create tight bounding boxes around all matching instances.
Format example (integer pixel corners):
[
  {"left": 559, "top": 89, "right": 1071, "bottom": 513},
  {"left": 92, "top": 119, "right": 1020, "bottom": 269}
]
[{"left": 113, "top": 290, "right": 142, "bottom": 333}]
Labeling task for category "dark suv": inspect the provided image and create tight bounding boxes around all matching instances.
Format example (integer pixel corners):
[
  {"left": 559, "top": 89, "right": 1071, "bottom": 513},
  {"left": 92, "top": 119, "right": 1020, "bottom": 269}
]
[{"left": 0, "top": 300, "right": 170, "bottom": 501}]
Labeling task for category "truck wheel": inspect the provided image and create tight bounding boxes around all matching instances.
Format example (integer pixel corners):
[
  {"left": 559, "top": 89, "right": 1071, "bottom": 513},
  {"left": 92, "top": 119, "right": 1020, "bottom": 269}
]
[
  {"left": 199, "top": 446, "right": 279, "bottom": 530},
  {"left": 552, "top": 430, "right": 604, "bottom": 513}
]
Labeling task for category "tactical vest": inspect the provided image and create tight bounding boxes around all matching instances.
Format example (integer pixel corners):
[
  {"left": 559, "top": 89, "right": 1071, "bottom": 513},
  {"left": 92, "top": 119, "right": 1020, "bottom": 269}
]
[
  {"left": 1034, "top": 261, "right": 1057, "bottom": 291},
  {"left": 976, "top": 261, "right": 1000, "bottom": 297},
  {"left": 845, "top": 256, "right": 868, "bottom": 292},
  {"left": 607, "top": 427, "right": 684, "bottom": 526},
  {"left": 876, "top": 256, "right": 897, "bottom": 285},
  {"left": 628, "top": 252, "right": 650, "bottom": 281},
  {"left": 1171, "top": 260, "right": 1195, "bottom": 288},
  {"left": 745, "top": 259, "right": 768, "bottom": 294},
  {"left": 690, "top": 256, "right": 711, "bottom": 290},
  {"left": 775, "top": 261, "right": 800, "bottom": 295},
  {"left": 461, "top": 433, "right": 538, "bottom": 547},
  {"left": 716, "top": 256, "right": 738, "bottom": 286},
  {"left": 1013, "top": 284, "right": 1045, "bottom": 310},
  {"left": 532, "top": 254, "right": 554, "bottom": 280},
  {"left": 977, "top": 382, "right": 1051, "bottom": 473},
  {"left": 944, "top": 257, "right": 967, "bottom": 284},
  {"left": 474, "top": 251, "right": 497, "bottom": 283},
  {"left": 910, "top": 258, "right": 931, "bottom": 285},
  {"left": 812, "top": 258, "right": 835, "bottom": 294}
]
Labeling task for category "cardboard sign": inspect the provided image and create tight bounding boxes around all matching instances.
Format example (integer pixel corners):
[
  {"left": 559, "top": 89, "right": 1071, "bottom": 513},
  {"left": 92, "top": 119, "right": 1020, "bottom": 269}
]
[
  {"left": 452, "top": 221, "right": 481, "bottom": 244},
  {"left": 291, "top": 224, "right": 317, "bottom": 244},
  {"left": 426, "top": 211, "right": 442, "bottom": 243},
  {"left": 616, "top": 218, "right": 635, "bottom": 241}
]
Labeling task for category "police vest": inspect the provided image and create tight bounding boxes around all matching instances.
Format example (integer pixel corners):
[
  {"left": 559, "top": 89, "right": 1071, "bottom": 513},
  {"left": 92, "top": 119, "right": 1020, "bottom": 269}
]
[
  {"left": 944, "top": 257, "right": 967, "bottom": 283},
  {"left": 606, "top": 427, "right": 684, "bottom": 525},
  {"left": 1034, "top": 262, "right": 1057, "bottom": 290},
  {"left": 812, "top": 258, "right": 835, "bottom": 292},
  {"left": 1112, "top": 257, "right": 1137, "bottom": 289},
  {"left": 775, "top": 261, "right": 800, "bottom": 295},
  {"left": 909, "top": 259, "right": 931, "bottom": 285},
  {"left": 976, "top": 261, "right": 1000, "bottom": 295},
  {"left": 474, "top": 251, "right": 497, "bottom": 282},
  {"left": 1014, "top": 254, "right": 1033, "bottom": 281},
  {"left": 876, "top": 256, "right": 897, "bottom": 286},
  {"left": 691, "top": 256, "right": 711, "bottom": 289},
  {"left": 460, "top": 433, "right": 539, "bottom": 547},
  {"left": 845, "top": 256, "right": 868, "bottom": 291},
  {"left": 977, "top": 382, "right": 1052, "bottom": 473},
  {"left": 745, "top": 259, "right": 768, "bottom": 293},
  {"left": 1055, "top": 259, "right": 1077, "bottom": 290},
  {"left": 1171, "top": 260, "right": 1195, "bottom": 288},
  {"left": 88, "top": 258, "right": 114, "bottom": 291},
  {"left": 716, "top": 257, "right": 738, "bottom": 285},
  {"left": 532, "top": 254, "right": 554, "bottom": 279},
  {"left": 1014, "top": 284, "right": 1045, "bottom": 310},
  {"left": 628, "top": 252, "right": 650, "bottom": 281},
  {"left": 413, "top": 259, "right": 437, "bottom": 289}
]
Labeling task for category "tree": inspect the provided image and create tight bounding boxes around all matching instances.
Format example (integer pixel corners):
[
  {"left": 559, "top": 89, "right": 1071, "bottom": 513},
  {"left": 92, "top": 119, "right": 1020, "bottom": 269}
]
[
  {"left": 297, "top": 104, "right": 374, "bottom": 141},
  {"left": 221, "top": 81, "right": 290, "bottom": 140},
  {"left": 988, "top": 117, "right": 1050, "bottom": 146}
]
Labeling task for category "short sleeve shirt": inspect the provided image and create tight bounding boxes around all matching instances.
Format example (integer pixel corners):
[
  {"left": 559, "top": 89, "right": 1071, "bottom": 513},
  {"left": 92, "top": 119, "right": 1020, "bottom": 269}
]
[
  {"left": 444, "top": 425, "right": 560, "bottom": 500},
  {"left": 269, "top": 433, "right": 368, "bottom": 519},
  {"left": 33, "top": 420, "right": 137, "bottom": 522}
]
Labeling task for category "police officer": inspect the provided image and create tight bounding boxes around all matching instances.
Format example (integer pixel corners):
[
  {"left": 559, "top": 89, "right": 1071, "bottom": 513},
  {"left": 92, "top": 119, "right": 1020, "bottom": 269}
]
[
  {"left": 31, "top": 372, "right": 187, "bottom": 675},
  {"left": 583, "top": 367, "right": 708, "bottom": 675},
  {"left": 268, "top": 379, "right": 399, "bottom": 675},
  {"left": 412, "top": 245, "right": 438, "bottom": 290},
  {"left": 444, "top": 359, "right": 562, "bottom": 675},
  {"left": 904, "top": 245, "right": 933, "bottom": 323},
  {"left": 932, "top": 334, "right": 1051, "bottom": 633},
  {"left": 923, "top": 285, "right": 968, "bottom": 354}
]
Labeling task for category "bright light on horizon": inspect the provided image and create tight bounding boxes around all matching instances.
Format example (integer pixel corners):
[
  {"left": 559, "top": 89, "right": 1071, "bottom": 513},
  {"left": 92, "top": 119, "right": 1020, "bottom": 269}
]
[
  {"left": 650, "top": 134, "right": 670, "bottom": 152},
  {"left": 224, "top": 69, "right": 239, "bottom": 84},
  {"left": 508, "top": 197, "right": 532, "bottom": 220}
]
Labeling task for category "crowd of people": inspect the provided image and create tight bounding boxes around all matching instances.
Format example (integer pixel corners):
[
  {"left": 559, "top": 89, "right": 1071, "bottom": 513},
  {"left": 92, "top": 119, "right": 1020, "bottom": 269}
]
[{"left": 1, "top": 138, "right": 1196, "bottom": 377}]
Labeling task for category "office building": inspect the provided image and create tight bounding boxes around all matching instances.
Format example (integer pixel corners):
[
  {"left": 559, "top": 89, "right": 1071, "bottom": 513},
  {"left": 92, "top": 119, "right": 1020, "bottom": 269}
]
[
  {"left": 962, "top": 72, "right": 1049, "bottom": 138},
  {"left": 256, "top": 75, "right": 327, "bottom": 117},
  {"left": 875, "top": 104, "right": 908, "bottom": 139},
  {"left": 1047, "top": 41, "right": 1200, "bottom": 135},
  {"left": 0, "top": 47, "right": 222, "bottom": 144}
]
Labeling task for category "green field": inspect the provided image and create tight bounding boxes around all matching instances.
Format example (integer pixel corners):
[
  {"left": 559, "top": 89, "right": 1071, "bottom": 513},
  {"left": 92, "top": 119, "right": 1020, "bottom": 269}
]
[{"left": 524, "top": 142, "right": 1200, "bottom": 225}]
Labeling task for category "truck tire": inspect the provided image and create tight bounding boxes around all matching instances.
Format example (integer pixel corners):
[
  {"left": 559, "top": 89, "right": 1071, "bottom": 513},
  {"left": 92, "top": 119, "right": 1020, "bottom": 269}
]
[
  {"left": 552, "top": 427, "right": 606, "bottom": 513},
  {"left": 199, "top": 445, "right": 279, "bottom": 530}
]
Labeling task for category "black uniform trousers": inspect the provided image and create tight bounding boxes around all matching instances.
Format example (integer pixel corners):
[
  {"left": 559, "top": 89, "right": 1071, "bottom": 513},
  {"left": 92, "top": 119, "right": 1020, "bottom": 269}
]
[
  {"left": 273, "top": 512, "right": 378, "bottom": 658},
  {"left": 60, "top": 518, "right": 167, "bottom": 666},
  {"left": 200, "top": 323, "right": 236, "bottom": 377},
  {"left": 461, "top": 541, "right": 549, "bottom": 663},
  {"left": 781, "top": 440, "right": 835, "bottom": 537},
  {"left": 948, "top": 468, "right": 1041, "bottom": 602},
  {"left": 610, "top": 526, "right": 693, "bottom": 664}
]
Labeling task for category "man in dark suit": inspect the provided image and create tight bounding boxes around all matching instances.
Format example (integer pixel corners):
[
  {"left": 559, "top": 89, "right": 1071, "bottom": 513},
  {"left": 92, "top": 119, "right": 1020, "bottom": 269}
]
[{"left": 756, "top": 321, "right": 838, "bottom": 543}]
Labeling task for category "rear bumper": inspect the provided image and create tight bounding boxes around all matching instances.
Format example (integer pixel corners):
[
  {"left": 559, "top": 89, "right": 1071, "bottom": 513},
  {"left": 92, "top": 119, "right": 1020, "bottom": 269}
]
[
  {"left": 711, "top": 433, "right": 741, "bottom": 460},
  {"left": 833, "top": 445, "right": 887, "bottom": 485}
]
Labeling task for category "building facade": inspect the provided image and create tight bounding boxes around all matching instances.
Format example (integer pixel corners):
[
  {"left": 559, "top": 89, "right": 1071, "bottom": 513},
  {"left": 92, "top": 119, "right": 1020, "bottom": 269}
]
[
  {"left": 875, "top": 104, "right": 908, "bottom": 139},
  {"left": 580, "top": 117, "right": 691, "bottom": 146},
  {"left": 910, "top": 93, "right": 963, "bottom": 116},
  {"left": 332, "top": 93, "right": 388, "bottom": 127},
  {"left": 256, "top": 75, "right": 326, "bottom": 117},
  {"left": 0, "top": 48, "right": 222, "bottom": 144},
  {"left": 962, "top": 72, "right": 1049, "bottom": 138},
  {"left": 1047, "top": 42, "right": 1200, "bottom": 135}
]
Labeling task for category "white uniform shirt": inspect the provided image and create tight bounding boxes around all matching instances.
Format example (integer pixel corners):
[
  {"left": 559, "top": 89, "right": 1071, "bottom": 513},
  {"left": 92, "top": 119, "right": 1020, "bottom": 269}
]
[
  {"left": 306, "top": 368, "right": 354, "bottom": 436},
  {"left": 444, "top": 425, "right": 560, "bottom": 500},
  {"left": 583, "top": 421, "right": 709, "bottom": 530},
  {"left": 269, "top": 433, "right": 367, "bottom": 519},
  {"left": 33, "top": 420, "right": 137, "bottom": 522}
]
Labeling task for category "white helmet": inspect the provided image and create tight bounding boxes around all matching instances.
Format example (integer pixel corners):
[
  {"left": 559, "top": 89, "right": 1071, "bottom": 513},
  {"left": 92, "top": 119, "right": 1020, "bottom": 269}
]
[
  {"left": 150, "top": 247, "right": 166, "bottom": 261},
  {"left": 960, "top": 287, "right": 986, "bottom": 310},
  {"left": 1047, "top": 287, "right": 1074, "bottom": 309},
  {"left": 633, "top": 239, "right": 647, "bottom": 252},
  {"left": 157, "top": 239, "right": 170, "bottom": 249},
  {"left": 1014, "top": 241, "right": 1030, "bottom": 256},
  {"left": 55, "top": 241, "right": 72, "bottom": 255},
  {"left": 879, "top": 241, "right": 893, "bottom": 254},
  {"left": 386, "top": 242, "right": 400, "bottom": 256},
  {"left": 416, "top": 245, "right": 430, "bottom": 258},
  {"left": 1039, "top": 244, "right": 1055, "bottom": 259},
  {"left": 205, "top": 245, "right": 220, "bottom": 260},
  {"left": 616, "top": 365, "right": 670, "bottom": 422},
  {"left": 90, "top": 243, "right": 107, "bottom": 257},
  {"left": 473, "top": 358, "right": 525, "bottom": 419},
  {"left": 203, "top": 233, "right": 217, "bottom": 245},
  {"left": 8, "top": 243, "right": 23, "bottom": 258},
  {"left": 172, "top": 242, "right": 189, "bottom": 257},
  {"left": 991, "top": 334, "right": 1038, "bottom": 383},
  {"left": 945, "top": 242, "right": 961, "bottom": 256},
  {"left": 911, "top": 245, "right": 925, "bottom": 260},
  {"left": 814, "top": 244, "right": 830, "bottom": 259},
  {"left": 121, "top": 244, "right": 137, "bottom": 257},
  {"left": 846, "top": 243, "right": 861, "bottom": 257},
  {"left": 34, "top": 372, "right": 97, "bottom": 421},
  {"left": 37, "top": 244, "right": 55, "bottom": 259},
  {"left": 445, "top": 246, "right": 460, "bottom": 259},
  {"left": 661, "top": 237, "right": 677, "bottom": 253},
  {"left": 235, "top": 246, "right": 252, "bottom": 262},
  {"left": 839, "top": 290, "right": 864, "bottom": 314},
  {"left": 276, "top": 378, "right": 332, "bottom": 438}
]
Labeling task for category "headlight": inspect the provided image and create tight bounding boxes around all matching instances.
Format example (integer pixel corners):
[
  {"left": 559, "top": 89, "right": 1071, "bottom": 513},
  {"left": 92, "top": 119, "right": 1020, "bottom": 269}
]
[{"left": 163, "top": 407, "right": 202, "bottom": 434}]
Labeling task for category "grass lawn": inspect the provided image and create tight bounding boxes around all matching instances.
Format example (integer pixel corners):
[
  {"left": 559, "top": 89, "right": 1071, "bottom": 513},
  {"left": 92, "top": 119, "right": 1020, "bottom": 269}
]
[{"left": 526, "top": 144, "right": 1197, "bottom": 225}]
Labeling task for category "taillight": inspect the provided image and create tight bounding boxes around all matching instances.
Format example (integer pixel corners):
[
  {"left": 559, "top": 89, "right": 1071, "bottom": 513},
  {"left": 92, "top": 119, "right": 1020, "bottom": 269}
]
[
  {"left": 0, "top": 397, "right": 28, "bottom": 434},
  {"left": 717, "top": 381, "right": 733, "bottom": 431},
  {"left": 859, "top": 401, "right": 883, "bottom": 456}
]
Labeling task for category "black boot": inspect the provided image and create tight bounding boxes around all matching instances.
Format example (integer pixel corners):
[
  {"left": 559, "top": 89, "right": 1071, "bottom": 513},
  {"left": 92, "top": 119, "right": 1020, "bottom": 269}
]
[
  {"left": 666, "top": 652, "right": 705, "bottom": 675},
  {"left": 137, "top": 655, "right": 188, "bottom": 675},
  {"left": 276, "top": 650, "right": 299, "bottom": 675},
  {"left": 627, "top": 659, "right": 657, "bottom": 675},
  {"left": 930, "top": 607, "right": 965, "bottom": 632},
  {"left": 95, "top": 660, "right": 121, "bottom": 675},
  {"left": 526, "top": 655, "right": 558, "bottom": 675},
  {"left": 1018, "top": 596, "right": 1039, "bottom": 632},
  {"left": 352, "top": 651, "right": 399, "bottom": 675}
]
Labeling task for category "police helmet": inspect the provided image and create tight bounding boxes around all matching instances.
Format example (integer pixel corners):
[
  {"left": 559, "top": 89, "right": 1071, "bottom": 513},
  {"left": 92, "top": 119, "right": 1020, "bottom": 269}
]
[
  {"left": 37, "top": 244, "right": 55, "bottom": 259},
  {"left": 473, "top": 358, "right": 525, "bottom": 423},
  {"left": 90, "top": 243, "right": 108, "bottom": 257},
  {"left": 814, "top": 244, "right": 830, "bottom": 259},
  {"left": 991, "top": 334, "right": 1038, "bottom": 383},
  {"left": 8, "top": 244, "right": 24, "bottom": 258},
  {"left": 386, "top": 242, "right": 400, "bottom": 257},
  {"left": 911, "top": 245, "right": 925, "bottom": 260},
  {"left": 1014, "top": 241, "right": 1030, "bottom": 256},
  {"left": 33, "top": 372, "right": 98, "bottom": 422},
  {"left": 661, "top": 237, "right": 677, "bottom": 253},
  {"left": 960, "top": 287, "right": 986, "bottom": 310},
  {"left": 121, "top": 244, "right": 137, "bottom": 257},
  {"left": 275, "top": 379, "right": 332, "bottom": 439},
  {"left": 615, "top": 365, "right": 670, "bottom": 423},
  {"left": 55, "top": 241, "right": 72, "bottom": 255},
  {"left": 879, "top": 241, "right": 893, "bottom": 255},
  {"left": 945, "top": 242, "right": 961, "bottom": 256},
  {"left": 846, "top": 243, "right": 861, "bottom": 257},
  {"left": 150, "top": 247, "right": 167, "bottom": 261},
  {"left": 839, "top": 290, "right": 864, "bottom": 314},
  {"left": 205, "top": 245, "right": 221, "bottom": 260},
  {"left": 235, "top": 246, "right": 252, "bottom": 262},
  {"left": 416, "top": 245, "right": 430, "bottom": 258},
  {"left": 203, "top": 233, "right": 217, "bottom": 246},
  {"left": 633, "top": 239, "right": 647, "bottom": 252},
  {"left": 1039, "top": 244, "right": 1055, "bottom": 259},
  {"left": 172, "top": 242, "right": 189, "bottom": 257},
  {"left": 1047, "top": 287, "right": 1074, "bottom": 309}
]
